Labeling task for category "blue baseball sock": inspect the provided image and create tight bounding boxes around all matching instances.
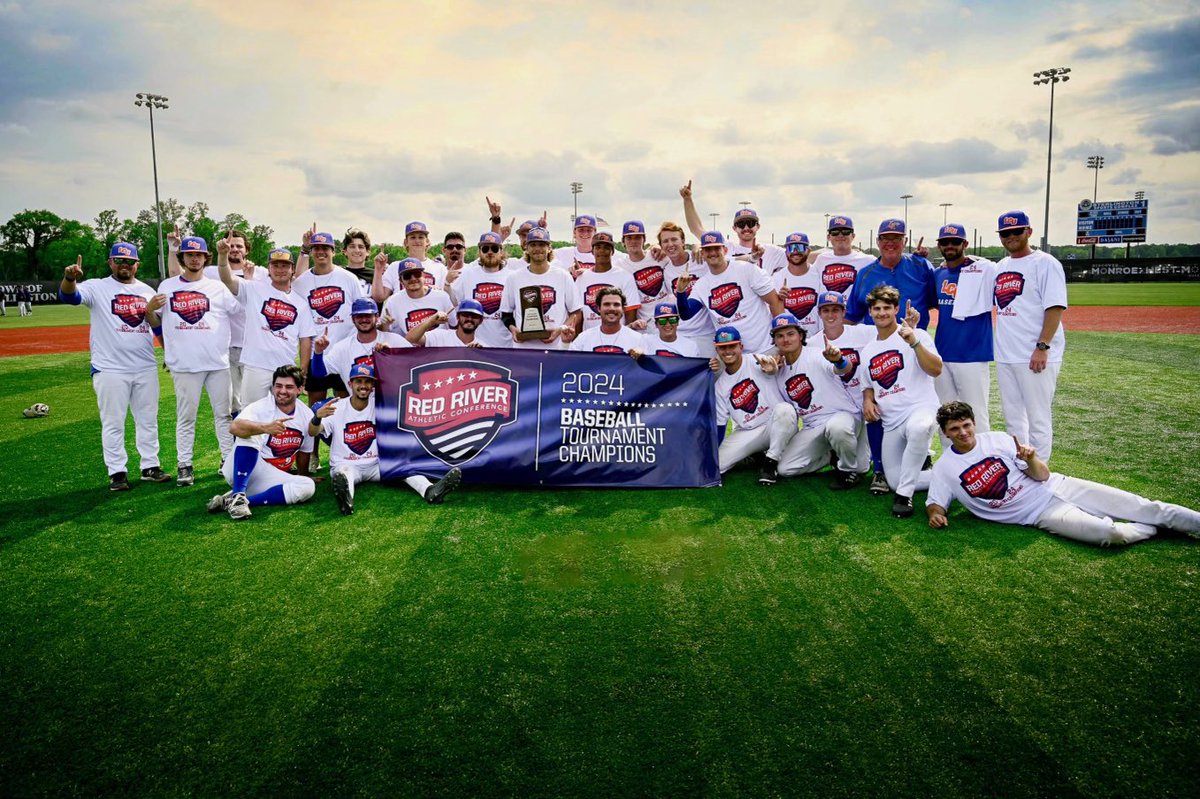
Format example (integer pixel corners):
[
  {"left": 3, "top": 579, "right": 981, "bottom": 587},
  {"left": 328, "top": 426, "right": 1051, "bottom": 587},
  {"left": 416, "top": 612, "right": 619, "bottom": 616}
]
[
  {"left": 867, "top": 420, "right": 884, "bottom": 474},
  {"left": 232, "top": 446, "right": 258, "bottom": 494},
  {"left": 248, "top": 484, "right": 287, "bottom": 506}
]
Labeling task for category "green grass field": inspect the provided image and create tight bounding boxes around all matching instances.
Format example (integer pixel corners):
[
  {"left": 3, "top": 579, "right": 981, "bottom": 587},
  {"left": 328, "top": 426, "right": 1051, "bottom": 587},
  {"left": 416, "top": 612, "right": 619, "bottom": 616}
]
[{"left": 2, "top": 331, "right": 1199, "bottom": 796}]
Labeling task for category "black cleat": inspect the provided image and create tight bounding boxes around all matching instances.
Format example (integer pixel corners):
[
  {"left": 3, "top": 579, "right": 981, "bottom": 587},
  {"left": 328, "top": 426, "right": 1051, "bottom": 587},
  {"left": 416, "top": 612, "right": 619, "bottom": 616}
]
[
  {"left": 892, "top": 494, "right": 914, "bottom": 518},
  {"left": 332, "top": 471, "right": 354, "bottom": 516},
  {"left": 424, "top": 467, "right": 462, "bottom": 505},
  {"left": 176, "top": 464, "right": 194, "bottom": 487},
  {"left": 758, "top": 456, "right": 779, "bottom": 486},
  {"left": 829, "top": 469, "right": 863, "bottom": 491},
  {"left": 141, "top": 466, "right": 172, "bottom": 483},
  {"left": 869, "top": 471, "right": 890, "bottom": 496},
  {"left": 109, "top": 472, "right": 131, "bottom": 492}
]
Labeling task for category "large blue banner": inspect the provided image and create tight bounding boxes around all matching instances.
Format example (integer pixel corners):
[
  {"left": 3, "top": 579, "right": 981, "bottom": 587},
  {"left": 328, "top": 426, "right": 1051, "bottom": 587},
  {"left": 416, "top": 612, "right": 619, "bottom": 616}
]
[{"left": 375, "top": 347, "right": 721, "bottom": 488}]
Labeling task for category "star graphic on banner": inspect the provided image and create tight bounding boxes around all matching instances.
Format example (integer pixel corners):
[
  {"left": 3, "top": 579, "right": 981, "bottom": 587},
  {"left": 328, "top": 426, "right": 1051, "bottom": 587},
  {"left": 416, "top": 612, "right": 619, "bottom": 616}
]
[
  {"left": 457, "top": 372, "right": 467, "bottom": 382},
  {"left": 422, "top": 383, "right": 431, "bottom": 391},
  {"left": 434, "top": 379, "right": 444, "bottom": 388},
  {"left": 468, "top": 370, "right": 478, "bottom": 379}
]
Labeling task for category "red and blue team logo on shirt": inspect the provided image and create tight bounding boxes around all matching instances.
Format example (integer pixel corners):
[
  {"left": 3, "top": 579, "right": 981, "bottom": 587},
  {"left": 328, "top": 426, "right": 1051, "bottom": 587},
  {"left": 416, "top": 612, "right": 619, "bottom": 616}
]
[
  {"left": 170, "top": 290, "right": 209, "bottom": 324},
  {"left": 308, "top": 286, "right": 346, "bottom": 319},
  {"left": 422, "top": 273, "right": 437, "bottom": 290},
  {"left": 261, "top": 298, "right": 299, "bottom": 331},
  {"left": 960, "top": 457, "right": 1010, "bottom": 500},
  {"left": 822, "top": 263, "right": 857, "bottom": 293},
  {"left": 584, "top": 283, "right": 615, "bottom": 314},
  {"left": 730, "top": 378, "right": 760, "bottom": 413},
  {"left": 591, "top": 345, "right": 625, "bottom": 354},
  {"left": 405, "top": 308, "right": 438, "bottom": 332},
  {"left": 473, "top": 282, "right": 504, "bottom": 315},
  {"left": 634, "top": 266, "right": 665, "bottom": 298},
  {"left": 342, "top": 420, "right": 376, "bottom": 456},
  {"left": 111, "top": 294, "right": 148, "bottom": 327},
  {"left": 654, "top": 348, "right": 680, "bottom": 357},
  {"left": 352, "top": 353, "right": 374, "bottom": 369},
  {"left": 994, "top": 271, "right": 1026, "bottom": 309},
  {"left": 838, "top": 348, "right": 861, "bottom": 385},
  {"left": 538, "top": 285, "right": 557, "bottom": 314},
  {"left": 785, "top": 286, "right": 818, "bottom": 319},
  {"left": 671, "top": 275, "right": 694, "bottom": 296},
  {"left": 785, "top": 373, "right": 814, "bottom": 409},
  {"left": 869, "top": 349, "right": 904, "bottom": 389},
  {"left": 709, "top": 283, "right": 744, "bottom": 318},
  {"left": 266, "top": 427, "right": 303, "bottom": 468}
]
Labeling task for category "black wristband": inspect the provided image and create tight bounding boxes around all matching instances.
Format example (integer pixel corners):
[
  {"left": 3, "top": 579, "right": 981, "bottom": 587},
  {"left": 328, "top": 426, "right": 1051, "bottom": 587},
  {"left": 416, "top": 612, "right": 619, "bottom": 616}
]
[{"left": 490, "top": 216, "right": 502, "bottom": 225}]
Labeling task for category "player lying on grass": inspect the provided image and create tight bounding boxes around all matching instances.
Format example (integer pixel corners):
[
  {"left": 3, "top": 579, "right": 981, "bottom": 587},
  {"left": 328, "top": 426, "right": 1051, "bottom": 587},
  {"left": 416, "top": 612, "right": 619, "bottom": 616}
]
[{"left": 927, "top": 401, "right": 1200, "bottom": 545}]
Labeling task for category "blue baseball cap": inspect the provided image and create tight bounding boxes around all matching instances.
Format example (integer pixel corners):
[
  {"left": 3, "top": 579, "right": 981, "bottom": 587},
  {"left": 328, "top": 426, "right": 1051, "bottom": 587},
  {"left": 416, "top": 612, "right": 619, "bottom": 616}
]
[
  {"left": 457, "top": 299, "right": 485, "bottom": 317},
  {"left": 519, "top": 219, "right": 540, "bottom": 230},
  {"left": 699, "top": 230, "right": 725, "bottom": 248},
  {"left": 622, "top": 220, "right": 646, "bottom": 237},
  {"left": 997, "top": 211, "right": 1030, "bottom": 232},
  {"left": 733, "top": 208, "right": 759, "bottom": 223},
  {"left": 525, "top": 227, "right": 551, "bottom": 244},
  {"left": 938, "top": 223, "right": 968, "bottom": 242},
  {"left": 714, "top": 326, "right": 742, "bottom": 346},
  {"left": 770, "top": 313, "right": 801, "bottom": 334},
  {"left": 574, "top": 214, "right": 597, "bottom": 229},
  {"left": 268, "top": 248, "right": 294, "bottom": 264},
  {"left": 828, "top": 215, "right": 854, "bottom": 231},
  {"left": 347, "top": 363, "right": 376, "bottom": 381},
  {"left": 878, "top": 218, "right": 906, "bottom": 236},
  {"left": 817, "top": 291, "right": 848, "bottom": 308},
  {"left": 653, "top": 301, "right": 679, "bottom": 319},
  {"left": 397, "top": 257, "right": 425, "bottom": 274},
  {"left": 310, "top": 231, "right": 336, "bottom": 247},
  {"left": 593, "top": 231, "right": 616, "bottom": 247},
  {"left": 179, "top": 236, "right": 209, "bottom": 255},
  {"left": 110, "top": 242, "right": 139, "bottom": 260},
  {"left": 478, "top": 231, "right": 503, "bottom": 246},
  {"left": 784, "top": 232, "right": 810, "bottom": 250},
  {"left": 405, "top": 221, "right": 429, "bottom": 236},
  {"left": 351, "top": 298, "right": 379, "bottom": 315}
]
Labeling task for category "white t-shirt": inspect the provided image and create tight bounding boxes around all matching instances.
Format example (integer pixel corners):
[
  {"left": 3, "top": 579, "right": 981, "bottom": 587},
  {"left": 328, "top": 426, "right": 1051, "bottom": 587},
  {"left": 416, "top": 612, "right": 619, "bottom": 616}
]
[
  {"left": 292, "top": 266, "right": 365, "bottom": 346},
  {"left": 616, "top": 255, "right": 671, "bottom": 322},
  {"left": 772, "top": 266, "right": 825, "bottom": 338},
  {"left": 690, "top": 261, "right": 778, "bottom": 354},
  {"left": 993, "top": 250, "right": 1067, "bottom": 364},
  {"left": 639, "top": 334, "right": 699, "bottom": 358},
  {"left": 811, "top": 250, "right": 876, "bottom": 294},
  {"left": 553, "top": 246, "right": 595, "bottom": 273},
  {"left": 860, "top": 327, "right": 941, "bottom": 431},
  {"left": 819, "top": 324, "right": 877, "bottom": 412},
  {"left": 424, "top": 328, "right": 473, "bottom": 347},
  {"left": 237, "top": 394, "right": 314, "bottom": 472},
  {"left": 500, "top": 267, "right": 582, "bottom": 349},
  {"left": 927, "top": 431, "right": 1059, "bottom": 525},
  {"left": 381, "top": 258, "right": 447, "bottom": 295},
  {"left": 569, "top": 326, "right": 643, "bottom": 353},
  {"left": 663, "top": 259, "right": 714, "bottom": 339},
  {"left": 235, "top": 281, "right": 317, "bottom": 371},
  {"left": 76, "top": 276, "right": 158, "bottom": 373},
  {"left": 714, "top": 356, "right": 786, "bottom": 431},
  {"left": 453, "top": 263, "right": 515, "bottom": 348},
  {"left": 382, "top": 288, "right": 454, "bottom": 335},
  {"left": 753, "top": 243, "right": 788, "bottom": 275},
  {"left": 322, "top": 332, "right": 411, "bottom": 386},
  {"left": 575, "top": 268, "right": 642, "bottom": 330},
  {"left": 775, "top": 344, "right": 857, "bottom": 428},
  {"left": 204, "top": 264, "right": 268, "bottom": 348},
  {"left": 156, "top": 274, "right": 239, "bottom": 372},
  {"left": 320, "top": 398, "right": 378, "bottom": 471}
]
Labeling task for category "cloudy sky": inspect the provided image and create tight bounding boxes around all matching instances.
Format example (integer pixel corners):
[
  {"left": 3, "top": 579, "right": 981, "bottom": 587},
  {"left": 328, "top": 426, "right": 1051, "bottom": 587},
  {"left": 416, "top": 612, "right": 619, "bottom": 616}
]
[{"left": 2, "top": 0, "right": 1197, "bottom": 248}]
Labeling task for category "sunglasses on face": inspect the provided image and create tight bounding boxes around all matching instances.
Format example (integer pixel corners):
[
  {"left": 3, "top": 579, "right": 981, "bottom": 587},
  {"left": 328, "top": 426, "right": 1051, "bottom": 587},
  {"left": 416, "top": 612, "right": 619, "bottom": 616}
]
[
  {"left": 829, "top": 229, "right": 853, "bottom": 237},
  {"left": 734, "top": 220, "right": 758, "bottom": 230},
  {"left": 444, "top": 244, "right": 465, "bottom": 250},
  {"left": 655, "top": 317, "right": 679, "bottom": 326},
  {"left": 785, "top": 244, "right": 808, "bottom": 254},
  {"left": 479, "top": 245, "right": 501, "bottom": 254},
  {"left": 999, "top": 229, "right": 1026, "bottom": 239},
  {"left": 938, "top": 239, "right": 967, "bottom": 246},
  {"left": 401, "top": 271, "right": 424, "bottom": 280}
]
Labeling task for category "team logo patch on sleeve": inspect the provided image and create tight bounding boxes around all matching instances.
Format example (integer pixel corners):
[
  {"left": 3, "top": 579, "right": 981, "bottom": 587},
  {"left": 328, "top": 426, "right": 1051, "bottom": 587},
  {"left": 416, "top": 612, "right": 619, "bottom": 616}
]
[
  {"left": 838, "top": 349, "right": 861, "bottom": 384},
  {"left": 822, "top": 263, "right": 857, "bottom": 293},
  {"left": 406, "top": 308, "right": 437, "bottom": 332},
  {"left": 398, "top": 360, "right": 519, "bottom": 466},
  {"left": 960, "top": 457, "right": 1010, "bottom": 500},
  {"left": 994, "top": 271, "right": 1026, "bottom": 309},
  {"left": 111, "top": 294, "right": 148, "bottom": 327},
  {"left": 785, "top": 373, "right": 814, "bottom": 409},
  {"left": 308, "top": 286, "right": 346, "bottom": 319},
  {"left": 729, "top": 378, "right": 760, "bottom": 413},
  {"left": 342, "top": 420, "right": 376, "bottom": 455},
  {"left": 169, "top": 291, "right": 209, "bottom": 324},
  {"left": 584, "top": 283, "right": 614, "bottom": 314},
  {"left": 868, "top": 349, "right": 904, "bottom": 389},
  {"left": 708, "top": 283, "right": 744, "bottom": 318},
  {"left": 473, "top": 282, "right": 504, "bottom": 314},
  {"left": 634, "top": 266, "right": 665, "bottom": 298},
  {"left": 786, "top": 287, "right": 818, "bottom": 319},
  {"left": 267, "top": 427, "right": 304, "bottom": 467},
  {"left": 261, "top": 298, "right": 299, "bottom": 331}
]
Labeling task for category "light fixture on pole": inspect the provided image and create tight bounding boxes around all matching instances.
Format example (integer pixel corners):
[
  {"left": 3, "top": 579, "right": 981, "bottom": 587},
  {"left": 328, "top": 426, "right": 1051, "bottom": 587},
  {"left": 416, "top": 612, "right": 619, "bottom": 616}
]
[
  {"left": 1086, "top": 155, "right": 1104, "bottom": 259},
  {"left": 939, "top": 203, "right": 953, "bottom": 225},
  {"left": 1034, "top": 66, "right": 1071, "bottom": 253},
  {"left": 900, "top": 194, "right": 913, "bottom": 252},
  {"left": 739, "top": 201, "right": 752, "bottom": 209},
  {"left": 1134, "top": 190, "right": 1145, "bottom": 201},
  {"left": 709, "top": 213, "right": 720, "bottom": 231},
  {"left": 134, "top": 92, "right": 169, "bottom": 279},
  {"left": 569, "top": 181, "right": 583, "bottom": 223}
]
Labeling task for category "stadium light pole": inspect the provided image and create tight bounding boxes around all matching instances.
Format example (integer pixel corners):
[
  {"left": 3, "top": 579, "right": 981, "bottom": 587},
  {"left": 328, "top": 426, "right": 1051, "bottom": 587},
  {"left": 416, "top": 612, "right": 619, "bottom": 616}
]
[
  {"left": 709, "top": 212, "right": 720, "bottom": 231},
  {"left": 134, "top": 92, "right": 169, "bottom": 279},
  {"left": 900, "top": 194, "right": 913, "bottom": 252},
  {"left": 739, "top": 201, "right": 752, "bottom": 208},
  {"left": 1034, "top": 66, "right": 1071, "bottom": 254},
  {"left": 939, "top": 203, "right": 953, "bottom": 225},
  {"left": 570, "top": 181, "right": 583, "bottom": 223},
  {"left": 1086, "top": 155, "right": 1104, "bottom": 259}
]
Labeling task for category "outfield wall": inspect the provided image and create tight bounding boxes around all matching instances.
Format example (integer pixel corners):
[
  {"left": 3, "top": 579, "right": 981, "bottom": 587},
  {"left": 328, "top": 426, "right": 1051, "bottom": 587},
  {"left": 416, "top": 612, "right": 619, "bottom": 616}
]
[{"left": 1064, "top": 257, "right": 1200, "bottom": 282}]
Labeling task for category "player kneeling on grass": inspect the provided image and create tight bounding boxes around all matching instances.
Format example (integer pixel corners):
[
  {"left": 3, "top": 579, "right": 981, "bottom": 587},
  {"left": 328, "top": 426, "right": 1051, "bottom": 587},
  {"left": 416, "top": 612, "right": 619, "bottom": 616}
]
[
  {"left": 928, "top": 401, "right": 1200, "bottom": 545},
  {"left": 207, "top": 365, "right": 316, "bottom": 520},
  {"left": 309, "top": 363, "right": 462, "bottom": 515}
]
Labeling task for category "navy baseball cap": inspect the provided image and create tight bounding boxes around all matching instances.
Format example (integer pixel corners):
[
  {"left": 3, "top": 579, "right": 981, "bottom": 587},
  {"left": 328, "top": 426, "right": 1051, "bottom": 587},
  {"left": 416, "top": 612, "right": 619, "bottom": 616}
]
[
  {"left": 405, "top": 221, "right": 429, "bottom": 236},
  {"left": 525, "top": 227, "right": 551, "bottom": 244},
  {"left": 310, "top": 232, "right": 336, "bottom": 247},
  {"left": 622, "top": 220, "right": 646, "bottom": 237},
  {"left": 714, "top": 326, "right": 742, "bottom": 346},
  {"left": 457, "top": 299, "right": 485, "bottom": 317},
  {"left": 938, "top": 224, "right": 968, "bottom": 242},
  {"left": 593, "top": 231, "right": 616, "bottom": 247},
  {"left": 397, "top": 257, "right": 425, "bottom": 273},
  {"left": 478, "top": 231, "right": 503, "bottom": 246},
  {"left": 770, "top": 313, "right": 801, "bottom": 334},
  {"left": 827, "top": 215, "right": 854, "bottom": 231},
  {"left": 180, "top": 236, "right": 209, "bottom": 255},
  {"left": 653, "top": 301, "right": 679, "bottom": 319},
  {"left": 110, "top": 242, "right": 139, "bottom": 260},
  {"left": 818, "top": 291, "right": 848, "bottom": 308},
  {"left": 348, "top": 363, "right": 376, "bottom": 381},
  {"left": 784, "top": 232, "right": 810, "bottom": 250},
  {"left": 997, "top": 211, "right": 1030, "bottom": 232},
  {"left": 733, "top": 208, "right": 759, "bottom": 223},
  {"left": 519, "top": 219, "right": 539, "bottom": 230},
  {"left": 699, "top": 230, "right": 726, "bottom": 248},
  {"left": 268, "top": 248, "right": 294, "bottom": 264},
  {"left": 878, "top": 218, "right": 906, "bottom": 236},
  {"left": 351, "top": 298, "right": 379, "bottom": 315},
  {"left": 574, "top": 214, "right": 597, "bottom": 229}
]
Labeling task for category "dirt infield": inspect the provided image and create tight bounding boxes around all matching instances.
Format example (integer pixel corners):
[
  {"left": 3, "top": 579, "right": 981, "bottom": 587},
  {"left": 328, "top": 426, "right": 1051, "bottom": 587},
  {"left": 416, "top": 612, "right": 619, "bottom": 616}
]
[{"left": 0, "top": 307, "right": 1196, "bottom": 358}]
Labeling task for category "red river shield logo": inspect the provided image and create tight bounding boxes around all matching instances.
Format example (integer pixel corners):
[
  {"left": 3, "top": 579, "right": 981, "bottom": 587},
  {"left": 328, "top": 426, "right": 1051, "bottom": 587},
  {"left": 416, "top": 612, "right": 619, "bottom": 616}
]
[
  {"left": 869, "top": 349, "right": 904, "bottom": 389},
  {"left": 785, "top": 373, "right": 814, "bottom": 409},
  {"left": 111, "top": 294, "right": 147, "bottom": 327},
  {"left": 267, "top": 427, "right": 303, "bottom": 467},
  {"left": 708, "top": 283, "right": 743, "bottom": 318},
  {"left": 170, "top": 291, "right": 209, "bottom": 324},
  {"left": 730, "top": 378, "right": 760, "bottom": 413},
  {"left": 422, "top": 273, "right": 437, "bottom": 290},
  {"left": 308, "top": 286, "right": 345, "bottom": 319},
  {"left": 398, "top": 359, "right": 519, "bottom": 466},
  {"left": 405, "top": 308, "right": 438, "bottom": 332},
  {"left": 473, "top": 282, "right": 504, "bottom": 314},
  {"left": 634, "top": 266, "right": 665, "bottom": 298},
  {"left": 839, "top": 348, "right": 861, "bottom": 385},
  {"left": 994, "top": 271, "right": 1026, "bottom": 309},
  {"left": 653, "top": 349, "right": 680, "bottom": 357},
  {"left": 960, "top": 457, "right": 1010, "bottom": 500},
  {"left": 261, "top": 298, "right": 298, "bottom": 331},
  {"left": 590, "top": 345, "right": 625, "bottom": 354},
  {"left": 670, "top": 275, "right": 694, "bottom": 296},
  {"left": 342, "top": 420, "right": 376, "bottom": 456},
  {"left": 786, "top": 287, "right": 818, "bottom": 319},
  {"left": 822, "top": 263, "right": 857, "bottom": 293},
  {"left": 583, "top": 282, "right": 615, "bottom": 314}
]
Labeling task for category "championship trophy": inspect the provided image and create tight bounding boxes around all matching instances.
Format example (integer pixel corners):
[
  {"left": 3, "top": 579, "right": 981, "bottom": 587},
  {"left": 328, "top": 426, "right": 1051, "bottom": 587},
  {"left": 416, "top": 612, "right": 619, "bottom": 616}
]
[{"left": 517, "top": 285, "right": 551, "bottom": 341}]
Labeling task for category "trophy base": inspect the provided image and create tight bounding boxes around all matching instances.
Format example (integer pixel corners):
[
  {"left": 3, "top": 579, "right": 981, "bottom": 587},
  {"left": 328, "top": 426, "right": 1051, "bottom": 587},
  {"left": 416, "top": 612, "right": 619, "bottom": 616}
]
[{"left": 516, "top": 329, "right": 553, "bottom": 342}]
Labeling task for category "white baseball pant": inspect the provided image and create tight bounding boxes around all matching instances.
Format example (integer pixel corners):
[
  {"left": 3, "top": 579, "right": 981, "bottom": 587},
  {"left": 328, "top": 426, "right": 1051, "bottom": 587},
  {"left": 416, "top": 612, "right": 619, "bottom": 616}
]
[
  {"left": 718, "top": 404, "right": 799, "bottom": 473},
  {"left": 881, "top": 409, "right": 937, "bottom": 498},
  {"left": 1036, "top": 475, "right": 1200, "bottom": 546},
  {"left": 228, "top": 346, "right": 245, "bottom": 413},
  {"left": 221, "top": 448, "right": 315, "bottom": 504},
  {"left": 92, "top": 369, "right": 161, "bottom": 476},
  {"left": 997, "top": 361, "right": 1061, "bottom": 464},
  {"left": 240, "top": 365, "right": 275, "bottom": 407},
  {"left": 778, "top": 412, "right": 863, "bottom": 477},
  {"left": 935, "top": 361, "right": 991, "bottom": 448},
  {"left": 172, "top": 369, "right": 234, "bottom": 466},
  {"left": 333, "top": 462, "right": 432, "bottom": 499}
]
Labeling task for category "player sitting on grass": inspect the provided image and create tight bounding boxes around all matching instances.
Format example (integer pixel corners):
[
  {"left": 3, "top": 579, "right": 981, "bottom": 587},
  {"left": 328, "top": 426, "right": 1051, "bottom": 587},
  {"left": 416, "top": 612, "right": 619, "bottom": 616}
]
[
  {"left": 928, "top": 401, "right": 1200, "bottom": 545},
  {"left": 308, "top": 363, "right": 462, "bottom": 515}
]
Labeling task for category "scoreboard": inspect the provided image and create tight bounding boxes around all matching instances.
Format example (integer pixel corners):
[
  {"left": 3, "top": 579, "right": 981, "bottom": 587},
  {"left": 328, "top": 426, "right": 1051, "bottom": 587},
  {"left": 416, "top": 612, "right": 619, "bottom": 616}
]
[{"left": 1076, "top": 198, "right": 1148, "bottom": 244}]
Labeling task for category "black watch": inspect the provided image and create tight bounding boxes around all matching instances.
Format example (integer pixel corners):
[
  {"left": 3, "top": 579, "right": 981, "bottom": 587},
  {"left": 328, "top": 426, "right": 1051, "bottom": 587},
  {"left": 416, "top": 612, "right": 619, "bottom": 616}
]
[{"left": 1036, "top": 342, "right": 1051, "bottom": 351}]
